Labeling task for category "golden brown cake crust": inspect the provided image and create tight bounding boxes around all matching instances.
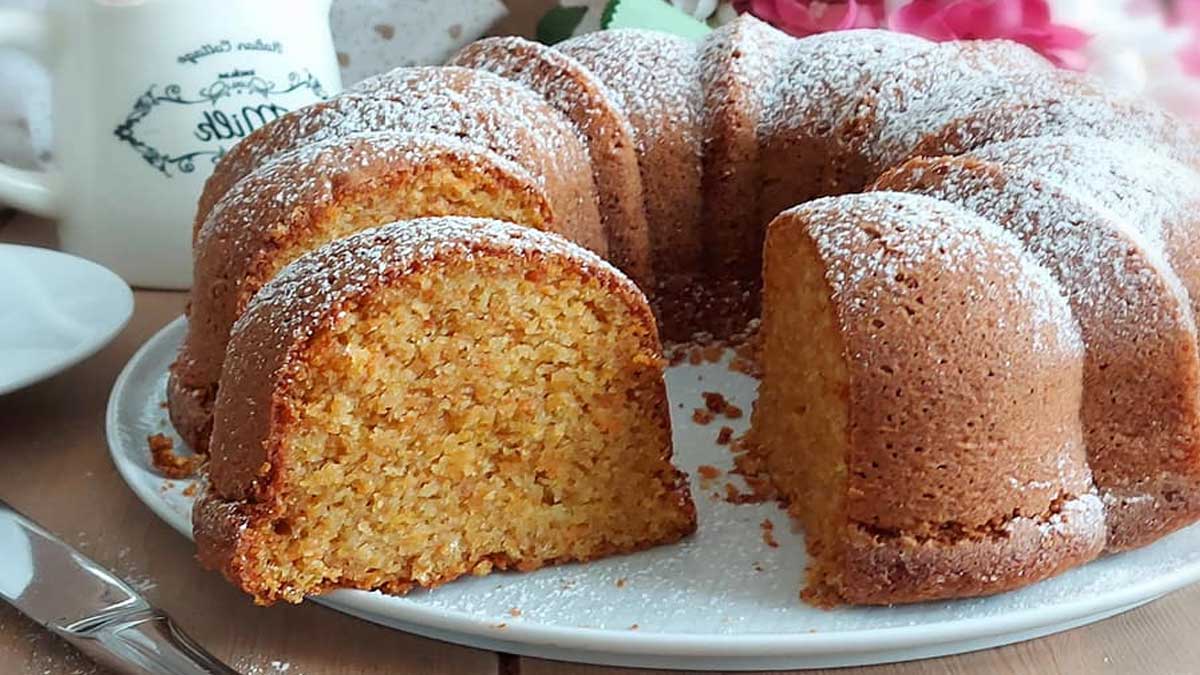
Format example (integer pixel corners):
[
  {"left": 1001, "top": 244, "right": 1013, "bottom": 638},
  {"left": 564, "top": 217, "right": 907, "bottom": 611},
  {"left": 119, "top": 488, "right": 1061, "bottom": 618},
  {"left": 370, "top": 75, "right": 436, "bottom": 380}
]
[
  {"left": 759, "top": 192, "right": 1105, "bottom": 604},
  {"left": 169, "top": 131, "right": 552, "bottom": 453},
  {"left": 195, "top": 67, "right": 605, "bottom": 256},
  {"left": 874, "top": 154, "right": 1200, "bottom": 552},
  {"left": 559, "top": 29, "right": 704, "bottom": 282},
  {"left": 696, "top": 15, "right": 792, "bottom": 278},
  {"left": 195, "top": 217, "right": 695, "bottom": 601},
  {"left": 450, "top": 36, "right": 654, "bottom": 289},
  {"left": 904, "top": 73, "right": 1200, "bottom": 171},
  {"left": 836, "top": 496, "right": 1104, "bottom": 605},
  {"left": 815, "top": 194, "right": 1093, "bottom": 530},
  {"left": 849, "top": 39, "right": 1054, "bottom": 180}
]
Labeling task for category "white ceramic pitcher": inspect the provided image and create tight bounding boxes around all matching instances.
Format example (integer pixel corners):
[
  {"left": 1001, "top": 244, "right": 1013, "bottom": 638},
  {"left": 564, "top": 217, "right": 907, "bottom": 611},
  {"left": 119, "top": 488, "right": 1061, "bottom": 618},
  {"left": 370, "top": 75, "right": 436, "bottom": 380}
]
[{"left": 0, "top": 0, "right": 342, "bottom": 289}]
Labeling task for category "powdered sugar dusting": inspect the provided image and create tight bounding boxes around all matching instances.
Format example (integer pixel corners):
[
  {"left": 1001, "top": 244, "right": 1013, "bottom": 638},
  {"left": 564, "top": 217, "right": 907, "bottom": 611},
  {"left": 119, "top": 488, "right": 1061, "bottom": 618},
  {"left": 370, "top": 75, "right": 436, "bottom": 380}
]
[
  {"left": 865, "top": 40, "right": 1056, "bottom": 169},
  {"left": 762, "top": 28, "right": 930, "bottom": 140},
  {"left": 920, "top": 81, "right": 1200, "bottom": 167},
  {"left": 971, "top": 135, "right": 1200, "bottom": 259},
  {"left": 208, "top": 66, "right": 594, "bottom": 223},
  {"left": 1041, "top": 493, "right": 1105, "bottom": 537},
  {"left": 197, "top": 130, "right": 540, "bottom": 255},
  {"left": 350, "top": 66, "right": 588, "bottom": 192},
  {"left": 880, "top": 155, "right": 1197, "bottom": 346},
  {"left": 238, "top": 217, "right": 633, "bottom": 346},
  {"left": 796, "top": 192, "right": 1082, "bottom": 358},
  {"left": 560, "top": 29, "right": 703, "bottom": 157},
  {"left": 698, "top": 14, "right": 794, "bottom": 125},
  {"left": 449, "top": 36, "right": 635, "bottom": 151}
]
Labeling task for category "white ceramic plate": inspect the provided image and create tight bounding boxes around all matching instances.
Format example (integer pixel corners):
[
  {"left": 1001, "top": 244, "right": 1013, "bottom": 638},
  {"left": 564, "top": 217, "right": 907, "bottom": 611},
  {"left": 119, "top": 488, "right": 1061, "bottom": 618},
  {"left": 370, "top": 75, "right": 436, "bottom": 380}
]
[
  {"left": 0, "top": 244, "right": 133, "bottom": 396},
  {"left": 108, "top": 317, "right": 1200, "bottom": 671}
]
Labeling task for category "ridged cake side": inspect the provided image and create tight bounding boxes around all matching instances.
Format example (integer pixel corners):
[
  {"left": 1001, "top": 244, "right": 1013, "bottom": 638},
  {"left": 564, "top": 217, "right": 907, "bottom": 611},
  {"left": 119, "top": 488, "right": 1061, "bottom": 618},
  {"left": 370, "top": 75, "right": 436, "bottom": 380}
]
[
  {"left": 752, "top": 192, "right": 1104, "bottom": 605},
  {"left": 876, "top": 154, "right": 1200, "bottom": 551}
]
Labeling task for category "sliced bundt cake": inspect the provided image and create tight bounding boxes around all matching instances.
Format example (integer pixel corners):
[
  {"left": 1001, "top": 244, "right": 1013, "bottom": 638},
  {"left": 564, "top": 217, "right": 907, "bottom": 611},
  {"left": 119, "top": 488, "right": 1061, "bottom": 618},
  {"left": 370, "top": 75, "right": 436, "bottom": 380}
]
[
  {"left": 169, "top": 132, "right": 553, "bottom": 452},
  {"left": 195, "top": 217, "right": 696, "bottom": 604},
  {"left": 749, "top": 192, "right": 1105, "bottom": 605},
  {"left": 876, "top": 154, "right": 1200, "bottom": 552}
]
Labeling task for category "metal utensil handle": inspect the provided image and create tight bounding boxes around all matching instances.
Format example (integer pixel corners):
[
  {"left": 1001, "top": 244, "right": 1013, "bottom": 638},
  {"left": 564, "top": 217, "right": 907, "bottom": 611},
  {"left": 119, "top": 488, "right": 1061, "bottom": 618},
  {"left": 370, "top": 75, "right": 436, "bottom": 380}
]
[{"left": 54, "top": 606, "right": 238, "bottom": 675}]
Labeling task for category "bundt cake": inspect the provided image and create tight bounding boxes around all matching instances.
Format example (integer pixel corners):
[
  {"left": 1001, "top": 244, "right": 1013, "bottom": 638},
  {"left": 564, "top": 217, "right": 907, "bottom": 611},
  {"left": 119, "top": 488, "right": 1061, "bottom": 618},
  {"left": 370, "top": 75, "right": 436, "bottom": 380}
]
[
  {"left": 875, "top": 153, "right": 1200, "bottom": 551},
  {"left": 170, "top": 132, "right": 556, "bottom": 452},
  {"left": 749, "top": 192, "right": 1105, "bottom": 605},
  {"left": 178, "top": 15, "right": 1200, "bottom": 607},
  {"left": 195, "top": 217, "right": 696, "bottom": 605}
]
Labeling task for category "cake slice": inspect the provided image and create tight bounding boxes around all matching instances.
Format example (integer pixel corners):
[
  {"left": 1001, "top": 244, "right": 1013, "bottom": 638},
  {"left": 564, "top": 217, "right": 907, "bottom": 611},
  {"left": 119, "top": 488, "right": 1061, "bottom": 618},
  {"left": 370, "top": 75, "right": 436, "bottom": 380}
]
[
  {"left": 194, "top": 217, "right": 696, "bottom": 605},
  {"left": 169, "top": 131, "right": 553, "bottom": 453},
  {"left": 195, "top": 67, "right": 605, "bottom": 257},
  {"left": 749, "top": 192, "right": 1105, "bottom": 605}
]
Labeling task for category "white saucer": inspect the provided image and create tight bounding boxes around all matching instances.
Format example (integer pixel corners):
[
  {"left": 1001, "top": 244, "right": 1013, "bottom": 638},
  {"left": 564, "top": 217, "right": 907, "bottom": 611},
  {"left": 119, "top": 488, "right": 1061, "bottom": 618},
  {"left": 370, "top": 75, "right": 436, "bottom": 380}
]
[
  {"left": 0, "top": 244, "right": 133, "bottom": 396},
  {"left": 108, "top": 317, "right": 1200, "bottom": 671}
]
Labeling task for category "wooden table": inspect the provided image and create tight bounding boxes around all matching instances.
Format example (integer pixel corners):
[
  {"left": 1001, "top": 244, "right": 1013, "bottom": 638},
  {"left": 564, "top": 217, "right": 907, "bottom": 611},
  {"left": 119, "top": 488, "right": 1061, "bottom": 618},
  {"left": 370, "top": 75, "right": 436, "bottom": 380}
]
[{"left": 4, "top": 208, "right": 1200, "bottom": 675}]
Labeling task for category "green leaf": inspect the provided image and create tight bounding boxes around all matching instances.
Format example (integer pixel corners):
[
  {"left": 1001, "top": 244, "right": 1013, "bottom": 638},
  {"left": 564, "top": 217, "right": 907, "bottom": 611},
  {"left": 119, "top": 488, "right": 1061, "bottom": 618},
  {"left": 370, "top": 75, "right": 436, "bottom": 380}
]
[
  {"left": 601, "top": 0, "right": 712, "bottom": 40},
  {"left": 537, "top": 5, "right": 590, "bottom": 45}
]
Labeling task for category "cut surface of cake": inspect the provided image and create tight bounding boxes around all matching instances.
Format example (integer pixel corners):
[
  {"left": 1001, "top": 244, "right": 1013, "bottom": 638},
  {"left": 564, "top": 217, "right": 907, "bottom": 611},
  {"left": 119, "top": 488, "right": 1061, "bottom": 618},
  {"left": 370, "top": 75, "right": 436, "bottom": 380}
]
[
  {"left": 195, "top": 217, "right": 696, "bottom": 605},
  {"left": 169, "top": 131, "right": 554, "bottom": 453},
  {"left": 749, "top": 192, "right": 1105, "bottom": 605}
]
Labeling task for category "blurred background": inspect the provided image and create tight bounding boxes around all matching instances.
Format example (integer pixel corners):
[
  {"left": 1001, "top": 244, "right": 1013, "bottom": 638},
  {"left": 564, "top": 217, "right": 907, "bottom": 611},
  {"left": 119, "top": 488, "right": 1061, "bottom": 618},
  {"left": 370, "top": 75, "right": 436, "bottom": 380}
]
[{"left": 1, "top": 0, "right": 1196, "bottom": 175}]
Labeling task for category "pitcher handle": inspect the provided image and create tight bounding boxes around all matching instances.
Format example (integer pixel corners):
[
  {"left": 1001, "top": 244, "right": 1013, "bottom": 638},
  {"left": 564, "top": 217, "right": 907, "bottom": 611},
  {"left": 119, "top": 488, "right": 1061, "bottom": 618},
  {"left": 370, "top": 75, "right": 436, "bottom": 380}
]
[{"left": 0, "top": 9, "right": 59, "bottom": 218}]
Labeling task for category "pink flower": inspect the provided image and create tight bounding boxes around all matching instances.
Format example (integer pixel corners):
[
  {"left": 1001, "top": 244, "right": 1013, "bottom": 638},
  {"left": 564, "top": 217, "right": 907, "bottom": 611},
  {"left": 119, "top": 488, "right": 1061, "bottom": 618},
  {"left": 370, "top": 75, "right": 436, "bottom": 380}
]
[
  {"left": 1166, "top": 0, "right": 1200, "bottom": 76},
  {"left": 890, "top": 0, "right": 1092, "bottom": 69},
  {"left": 731, "top": 0, "right": 886, "bottom": 37}
]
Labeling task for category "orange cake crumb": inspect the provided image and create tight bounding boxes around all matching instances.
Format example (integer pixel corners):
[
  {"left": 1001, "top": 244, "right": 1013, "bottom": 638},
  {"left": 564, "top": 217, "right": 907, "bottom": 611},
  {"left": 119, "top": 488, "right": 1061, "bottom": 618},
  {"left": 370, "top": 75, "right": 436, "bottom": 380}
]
[
  {"left": 702, "top": 391, "right": 727, "bottom": 413},
  {"left": 148, "top": 434, "right": 200, "bottom": 479},
  {"left": 692, "top": 408, "right": 715, "bottom": 425},
  {"left": 615, "top": 577, "right": 627, "bottom": 588},
  {"left": 508, "top": 607, "right": 521, "bottom": 617},
  {"left": 716, "top": 426, "right": 734, "bottom": 445},
  {"left": 697, "top": 465, "right": 721, "bottom": 480},
  {"left": 761, "top": 519, "right": 780, "bottom": 548},
  {"left": 723, "top": 482, "right": 761, "bottom": 505}
]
